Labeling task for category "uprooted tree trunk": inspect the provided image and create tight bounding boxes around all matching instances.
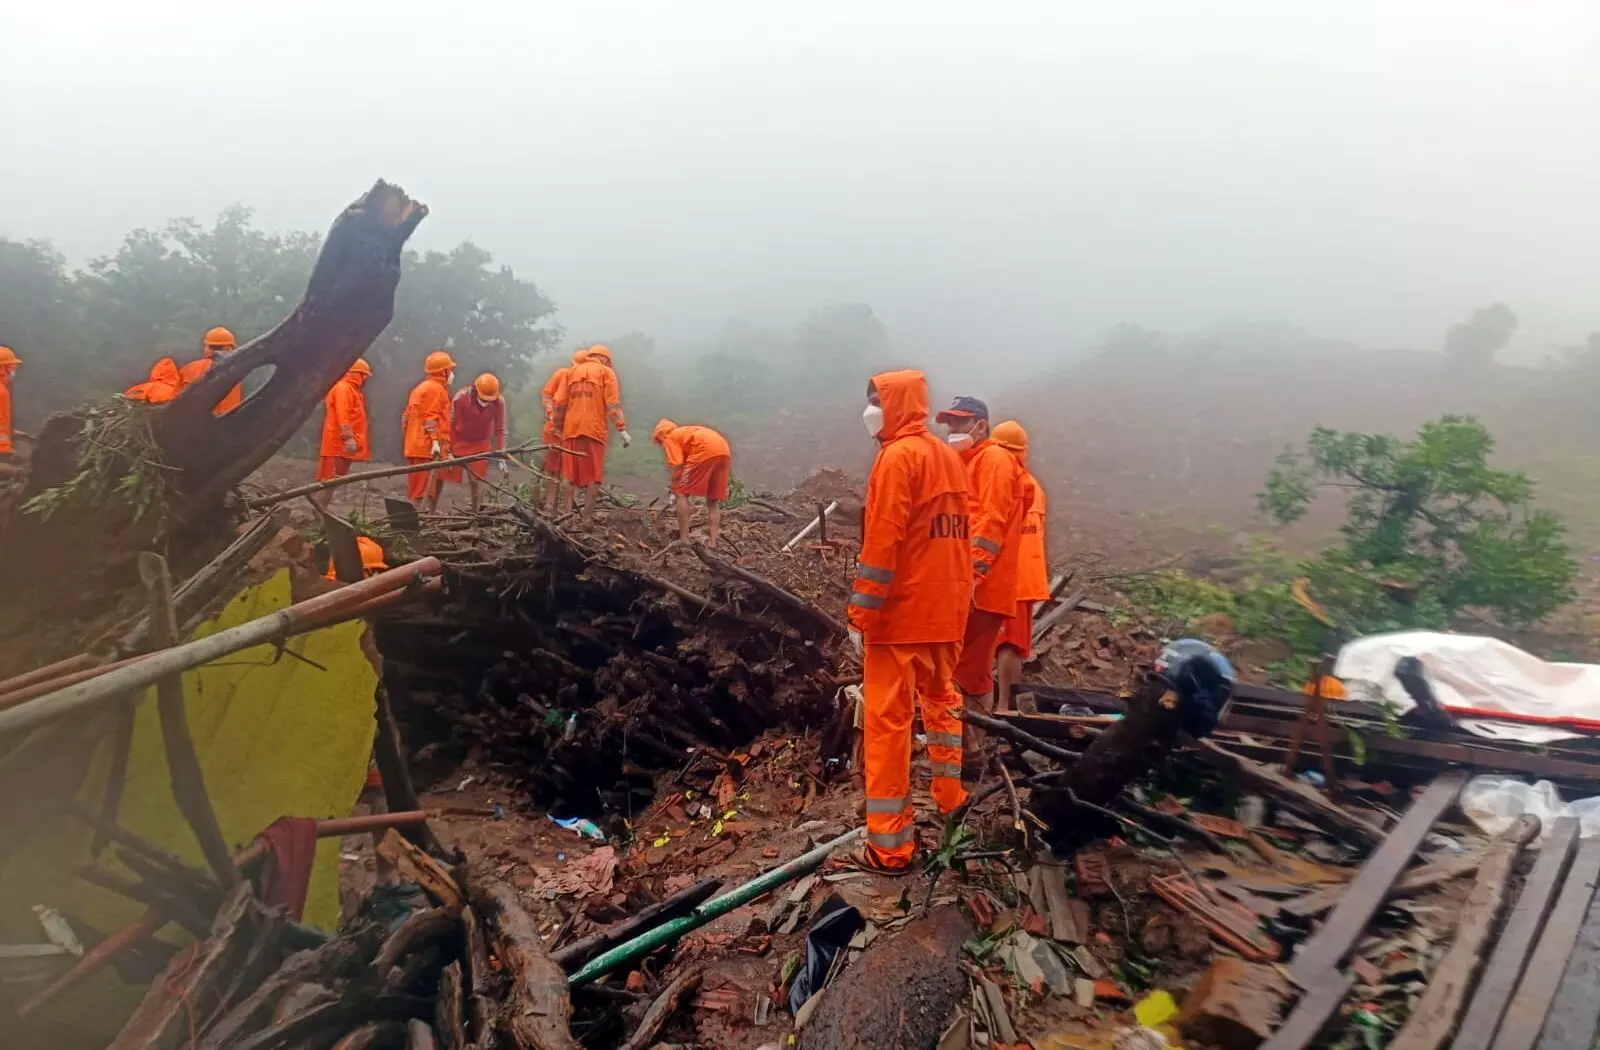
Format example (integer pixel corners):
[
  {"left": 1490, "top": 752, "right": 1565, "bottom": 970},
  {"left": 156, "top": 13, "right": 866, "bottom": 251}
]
[{"left": 0, "top": 181, "right": 426, "bottom": 661}]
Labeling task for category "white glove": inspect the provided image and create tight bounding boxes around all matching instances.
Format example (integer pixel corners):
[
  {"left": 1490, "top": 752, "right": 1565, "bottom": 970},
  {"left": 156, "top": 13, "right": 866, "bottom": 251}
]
[
  {"left": 619, "top": 429, "right": 633, "bottom": 449},
  {"left": 343, "top": 438, "right": 358, "bottom": 455},
  {"left": 430, "top": 439, "right": 442, "bottom": 459},
  {"left": 848, "top": 628, "right": 863, "bottom": 658},
  {"left": 498, "top": 458, "right": 510, "bottom": 476}
]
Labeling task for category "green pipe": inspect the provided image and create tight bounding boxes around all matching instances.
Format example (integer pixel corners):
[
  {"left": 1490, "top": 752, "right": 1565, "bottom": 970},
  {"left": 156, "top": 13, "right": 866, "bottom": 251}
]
[{"left": 568, "top": 827, "right": 864, "bottom": 986}]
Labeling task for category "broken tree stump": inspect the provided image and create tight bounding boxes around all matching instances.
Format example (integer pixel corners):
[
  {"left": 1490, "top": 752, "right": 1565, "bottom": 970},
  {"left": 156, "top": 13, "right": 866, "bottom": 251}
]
[
  {"left": 475, "top": 883, "right": 579, "bottom": 1050},
  {"left": 1389, "top": 815, "right": 1540, "bottom": 1050}
]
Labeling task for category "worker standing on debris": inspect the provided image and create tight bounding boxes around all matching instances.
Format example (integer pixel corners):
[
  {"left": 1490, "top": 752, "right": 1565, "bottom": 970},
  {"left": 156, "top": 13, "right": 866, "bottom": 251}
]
[
  {"left": 651, "top": 418, "right": 733, "bottom": 547},
  {"left": 124, "top": 358, "right": 185, "bottom": 404},
  {"left": 313, "top": 359, "right": 373, "bottom": 508},
  {"left": 401, "top": 351, "right": 455, "bottom": 512},
  {"left": 449, "top": 373, "right": 508, "bottom": 511},
  {"left": 539, "top": 349, "right": 585, "bottom": 512},
  {"left": 848, "top": 370, "right": 972, "bottom": 874},
  {"left": 937, "top": 396, "right": 1030, "bottom": 777},
  {"left": 553, "top": 343, "right": 630, "bottom": 523},
  {"left": 179, "top": 326, "right": 244, "bottom": 415},
  {"left": 991, "top": 421, "right": 1048, "bottom": 713},
  {"left": 0, "top": 347, "right": 18, "bottom": 460}
]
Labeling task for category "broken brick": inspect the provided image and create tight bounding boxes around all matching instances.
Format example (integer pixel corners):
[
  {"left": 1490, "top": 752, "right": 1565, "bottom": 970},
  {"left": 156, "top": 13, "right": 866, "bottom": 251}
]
[
  {"left": 1191, "top": 813, "right": 1248, "bottom": 839},
  {"left": 1075, "top": 851, "right": 1111, "bottom": 898},
  {"left": 1177, "top": 957, "right": 1291, "bottom": 1050}
]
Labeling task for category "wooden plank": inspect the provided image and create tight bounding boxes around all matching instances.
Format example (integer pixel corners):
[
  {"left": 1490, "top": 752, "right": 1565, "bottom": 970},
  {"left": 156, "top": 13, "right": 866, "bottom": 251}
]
[
  {"left": 1283, "top": 849, "right": 1485, "bottom": 921},
  {"left": 1389, "top": 815, "right": 1540, "bottom": 1050},
  {"left": 1198, "top": 740, "right": 1388, "bottom": 849},
  {"left": 1535, "top": 860, "right": 1600, "bottom": 1050},
  {"left": 1037, "top": 862, "right": 1082, "bottom": 943},
  {"left": 1290, "top": 771, "right": 1466, "bottom": 984},
  {"left": 1490, "top": 834, "right": 1600, "bottom": 1050},
  {"left": 1260, "top": 969, "right": 1354, "bottom": 1050},
  {"left": 1453, "top": 818, "right": 1579, "bottom": 1050}
]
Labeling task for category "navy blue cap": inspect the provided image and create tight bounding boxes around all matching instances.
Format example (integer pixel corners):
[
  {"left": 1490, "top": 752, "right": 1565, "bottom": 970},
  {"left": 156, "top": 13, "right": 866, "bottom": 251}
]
[{"left": 935, "top": 395, "right": 989, "bottom": 423}]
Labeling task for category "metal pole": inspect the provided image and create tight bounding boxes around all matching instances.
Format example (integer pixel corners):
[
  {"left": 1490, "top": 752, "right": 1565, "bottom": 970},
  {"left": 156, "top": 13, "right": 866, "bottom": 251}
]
[{"left": 568, "top": 827, "right": 863, "bottom": 986}]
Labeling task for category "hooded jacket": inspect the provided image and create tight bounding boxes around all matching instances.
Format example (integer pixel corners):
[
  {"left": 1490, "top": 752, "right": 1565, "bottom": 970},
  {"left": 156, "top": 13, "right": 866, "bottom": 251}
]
[
  {"left": 554, "top": 348, "right": 626, "bottom": 442},
  {"left": 541, "top": 351, "right": 586, "bottom": 442},
  {"left": 847, "top": 370, "right": 972, "bottom": 644},
  {"left": 320, "top": 369, "right": 371, "bottom": 460},
  {"left": 179, "top": 350, "right": 243, "bottom": 415},
  {"left": 0, "top": 369, "right": 13, "bottom": 456},
  {"left": 963, "top": 437, "right": 1030, "bottom": 614},
  {"left": 402, "top": 371, "right": 452, "bottom": 459},
  {"left": 124, "top": 358, "right": 184, "bottom": 404},
  {"left": 655, "top": 421, "right": 731, "bottom": 471},
  {"left": 1016, "top": 471, "right": 1050, "bottom": 602}
]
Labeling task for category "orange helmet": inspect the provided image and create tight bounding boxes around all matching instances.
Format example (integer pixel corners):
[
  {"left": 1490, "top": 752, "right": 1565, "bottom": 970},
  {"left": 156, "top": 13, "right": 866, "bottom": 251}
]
[
  {"left": 652, "top": 418, "right": 677, "bottom": 445},
  {"left": 425, "top": 350, "right": 456, "bottom": 374},
  {"left": 0, "top": 346, "right": 19, "bottom": 366},
  {"left": 571, "top": 347, "right": 592, "bottom": 365},
  {"left": 203, "top": 326, "right": 236, "bottom": 350},
  {"left": 348, "top": 358, "right": 373, "bottom": 377},
  {"left": 586, "top": 344, "right": 613, "bottom": 366},
  {"left": 474, "top": 373, "right": 501, "bottom": 401},
  {"left": 357, "top": 536, "right": 388, "bottom": 573},
  {"left": 992, "top": 420, "right": 1028, "bottom": 453}
]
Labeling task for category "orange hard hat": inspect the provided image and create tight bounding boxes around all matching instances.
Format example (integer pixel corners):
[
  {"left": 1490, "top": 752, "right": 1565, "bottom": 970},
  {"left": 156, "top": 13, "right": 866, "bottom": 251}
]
[
  {"left": 348, "top": 358, "right": 373, "bottom": 377},
  {"left": 474, "top": 373, "right": 501, "bottom": 401},
  {"left": 0, "top": 346, "right": 19, "bottom": 365},
  {"left": 203, "top": 326, "right": 236, "bottom": 349},
  {"left": 571, "top": 347, "right": 592, "bottom": 365},
  {"left": 586, "top": 344, "right": 613, "bottom": 366},
  {"left": 652, "top": 418, "right": 677, "bottom": 444},
  {"left": 992, "top": 420, "right": 1028, "bottom": 453},
  {"left": 357, "top": 536, "right": 388, "bottom": 573},
  {"left": 425, "top": 350, "right": 456, "bottom": 374}
]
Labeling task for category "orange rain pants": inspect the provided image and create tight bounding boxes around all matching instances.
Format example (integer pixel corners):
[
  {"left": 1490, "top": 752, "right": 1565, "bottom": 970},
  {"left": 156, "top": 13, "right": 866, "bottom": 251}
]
[
  {"left": 952, "top": 608, "right": 1009, "bottom": 697},
  {"left": 406, "top": 457, "right": 445, "bottom": 502},
  {"left": 863, "top": 641, "right": 968, "bottom": 869}
]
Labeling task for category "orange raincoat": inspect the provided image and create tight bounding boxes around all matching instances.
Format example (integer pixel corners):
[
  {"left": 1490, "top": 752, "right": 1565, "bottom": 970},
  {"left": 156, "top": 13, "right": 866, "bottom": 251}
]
[
  {"left": 0, "top": 369, "right": 13, "bottom": 456},
  {"left": 124, "top": 358, "right": 184, "bottom": 404},
  {"left": 320, "top": 370, "right": 371, "bottom": 461},
  {"left": 951, "top": 436, "right": 1031, "bottom": 695},
  {"left": 554, "top": 350, "right": 626, "bottom": 442},
  {"left": 1016, "top": 472, "right": 1049, "bottom": 602},
  {"left": 402, "top": 373, "right": 452, "bottom": 459},
  {"left": 178, "top": 351, "right": 243, "bottom": 415},
  {"left": 655, "top": 421, "right": 733, "bottom": 501},
  {"left": 848, "top": 369, "right": 972, "bottom": 870}
]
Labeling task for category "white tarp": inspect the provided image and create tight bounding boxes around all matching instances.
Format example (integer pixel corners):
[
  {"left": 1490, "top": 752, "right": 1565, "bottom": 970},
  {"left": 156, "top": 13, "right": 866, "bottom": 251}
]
[
  {"left": 1460, "top": 776, "right": 1600, "bottom": 840},
  {"left": 1334, "top": 631, "right": 1600, "bottom": 744}
]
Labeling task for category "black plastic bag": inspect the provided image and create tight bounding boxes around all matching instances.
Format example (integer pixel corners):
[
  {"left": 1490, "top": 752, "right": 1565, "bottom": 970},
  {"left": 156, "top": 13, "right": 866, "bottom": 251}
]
[{"left": 787, "top": 893, "right": 865, "bottom": 1014}]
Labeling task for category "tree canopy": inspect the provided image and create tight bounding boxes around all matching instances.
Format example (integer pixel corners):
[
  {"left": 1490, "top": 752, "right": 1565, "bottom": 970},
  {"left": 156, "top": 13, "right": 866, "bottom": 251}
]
[{"left": 1443, "top": 302, "right": 1517, "bottom": 367}]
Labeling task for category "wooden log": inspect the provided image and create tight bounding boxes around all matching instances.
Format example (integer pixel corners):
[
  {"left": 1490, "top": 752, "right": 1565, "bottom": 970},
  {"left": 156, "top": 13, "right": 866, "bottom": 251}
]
[
  {"left": 1389, "top": 815, "right": 1540, "bottom": 1050},
  {"left": 372, "top": 907, "right": 461, "bottom": 977},
  {"left": 1031, "top": 587, "right": 1089, "bottom": 645},
  {"left": 139, "top": 551, "right": 241, "bottom": 888},
  {"left": 691, "top": 541, "right": 845, "bottom": 636},
  {"left": 248, "top": 445, "right": 541, "bottom": 510},
  {"left": 435, "top": 961, "right": 468, "bottom": 1050},
  {"left": 476, "top": 883, "right": 580, "bottom": 1050},
  {"left": 229, "top": 995, "right": 433, "bottom": 1050},
  {"left": 553, "top": 878, "right": 723, "bottom": 970},
  {"left": 1195, "top": 740, "right": 1387, "bottom": 849},
  {"left": 1490, "top": 835, "right": 1600, "bottom": 1050},
  {"left": 618, "top": 967, "right": 702, "bottom": 1050},
  {"left": 1289, "top": 772, "right": 1468, "bottom": 984},
  {"left": 199, "top": 933, "right": 377, "bottom": 1050},
  {"left": 1453, "top": 817, "right": 1580, "bottom": 1050},
  {"left": 461, "top": 905, "right": 500, "bottom": 1044}
]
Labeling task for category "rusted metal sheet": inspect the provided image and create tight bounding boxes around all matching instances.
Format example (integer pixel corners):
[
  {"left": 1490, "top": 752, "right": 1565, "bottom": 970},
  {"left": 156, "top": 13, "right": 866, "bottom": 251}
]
[
  {"left": 1452, "top": 817, "right": 1578, "bottom": 1050},
  {"left": 1289, "top": 772, "right": 1467, "bottom": 985},
  {"left": 1259, "top": 968, "right": 1353, "bottom": 1050},
  {"left": 1490, "top": 835, "right": 1600, "bottom": 1050}
]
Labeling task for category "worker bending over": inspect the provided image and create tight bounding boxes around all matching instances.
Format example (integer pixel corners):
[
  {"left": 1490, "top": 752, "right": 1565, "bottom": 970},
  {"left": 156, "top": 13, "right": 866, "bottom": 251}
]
[
  {"left": 553, "top": 344, "right": 630, "bottom": 523},
  {"left": 847, "top": 370, "right": 972, "bottom": 874},
  {"left": 324, "top": 536, "right": 389, "bottom": 580},
  {"left": 179, "top": 326, "right": 243, "bottom": 415},
  {"left": 0, "top": 346, "right": 19, "bottom": 461},
  {"left": 936, "top": 395, "right": 1030, "bottom": 778},
  {"left": 401, "top": 351, "right": 455, "bottom": 512},
  {"left": 651, "top": 419, "right": 733, "bottom": 547},
  {"left": 124, "top": 358, "right": 184, "bottom": 403},
  {"left": 991, "top": 421, "right": 1048, "bottom": 713},
  {"left": 314, "top": 359, "right": 373, "bottom": 508},
  {"left": 450, "top": 373, "right": 508, "bottom": 511},
  {"left": 539, "top": 350, "right": 585, "bottom": 512}
]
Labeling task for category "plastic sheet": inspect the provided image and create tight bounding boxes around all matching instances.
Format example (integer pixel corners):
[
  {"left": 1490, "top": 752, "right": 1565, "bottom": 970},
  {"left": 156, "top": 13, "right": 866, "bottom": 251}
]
[
  {"left": 787, "top": 894, "right": 864, "bottom": 1014},
  {"left": 1459, "top": 776, "right": 1600, "bottom": 841}
]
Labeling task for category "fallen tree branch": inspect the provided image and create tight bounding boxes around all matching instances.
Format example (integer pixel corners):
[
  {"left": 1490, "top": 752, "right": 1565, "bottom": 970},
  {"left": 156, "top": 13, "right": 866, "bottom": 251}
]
[
  {"left": 475, "top": 883, "right": 579, "bottom": 1050},
  {"left": 1194, "top": 740, "right": 1387, "bottom": 848},
  {"left": 692, "top": 541, "right": 845, "bottom": 637},
  {"left": 618, "top": 967, "right": 702, "bottom": 1050},
  {"left": 245, "top": 444, "right": 545, "bottom": 509},
  {"left": 1031, "top": 587, "right": 1089, "bottom": 646}
]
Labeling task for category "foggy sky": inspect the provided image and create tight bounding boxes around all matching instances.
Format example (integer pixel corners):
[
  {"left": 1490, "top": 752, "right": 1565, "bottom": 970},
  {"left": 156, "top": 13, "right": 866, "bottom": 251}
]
[{"left": 4, "top": 1, "right": 1597, "bottom": 377}]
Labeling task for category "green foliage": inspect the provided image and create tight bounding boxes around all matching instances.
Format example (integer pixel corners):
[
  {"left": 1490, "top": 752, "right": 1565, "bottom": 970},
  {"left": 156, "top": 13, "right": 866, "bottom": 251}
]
[
  {"left": 22, "top": 401, "right": 174, "bottom": 529},
  {"left": 1262, "top": 415, "right": 1577, "bottom": 629},
  {"left": 1443, "top": 301, "right": 1517, "bottom": 367}
]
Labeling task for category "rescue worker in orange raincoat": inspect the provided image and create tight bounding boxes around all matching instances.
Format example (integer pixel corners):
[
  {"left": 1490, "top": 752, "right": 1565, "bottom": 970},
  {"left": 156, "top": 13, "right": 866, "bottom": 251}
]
[
  {"left": 313, "top": 359, "right": 373, "bottom": 508},
  {"left": 449, "top": 373, "right": 508, "bottom": 511},
  {"left": 539, "top": 349, "right": 587, "bottom": 512},
  {"left": 847, "top": 370, "right": 972, "bottom": 873},
  {"left": 991, "top": 421, "right": 1049, "bottom": 713},
  {"left": 178, "top": 326, "right": 243, "bottom": 416},
  {"left": 651, "top": 419, "right": 733, "bottom": 547},
  {"left": 124, "top": 358, "right": 185, "bottom": 404},
  {"left": 0, "top": 346, "right": 19, "bottom": 460},
  {"left": 401, "top": 351, "right": 455, "bottom": 512},
  {"left": 552, "top": 344, "right": 630, "bottom": 522},
  {"left": 324, "top": 535, "right": 389, "bottom": 580},
  {"left": 936, "top": 395, "right": 1031, "bottom": 776}
]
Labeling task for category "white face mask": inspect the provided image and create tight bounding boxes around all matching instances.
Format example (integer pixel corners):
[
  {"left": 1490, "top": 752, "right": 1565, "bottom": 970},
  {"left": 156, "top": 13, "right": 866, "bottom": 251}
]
[
  {"left": 947, "top": 431, "right": 974, "bottom": 450},
  {"left": 862, "top": 404, "right": 885, "bottom": 437},
  {"left": 447, "top": 370, "right": 456, "bottom": 386}
]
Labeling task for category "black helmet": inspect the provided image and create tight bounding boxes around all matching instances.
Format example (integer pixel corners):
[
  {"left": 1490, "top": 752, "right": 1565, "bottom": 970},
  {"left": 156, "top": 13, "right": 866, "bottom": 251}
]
[{"left": 1154, "top": 638, "right": 1236, "bottom": 739}]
